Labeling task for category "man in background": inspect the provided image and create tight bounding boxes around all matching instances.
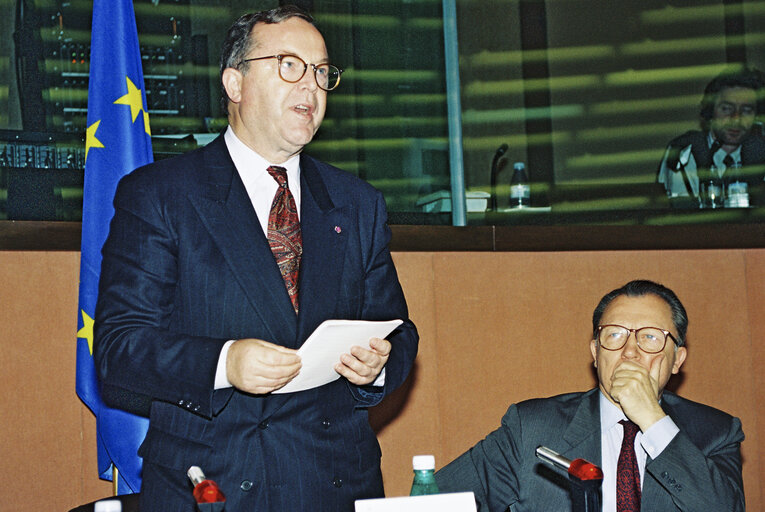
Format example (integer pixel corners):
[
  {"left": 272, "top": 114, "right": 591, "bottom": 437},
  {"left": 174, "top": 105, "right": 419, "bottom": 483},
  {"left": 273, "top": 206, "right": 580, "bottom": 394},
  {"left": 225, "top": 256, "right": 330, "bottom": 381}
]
[
  {"left": 435, "top": 280, "right": 744, "bottom": 511},
  {"left": 94, "top": 6, "right": 418, "bottom": 511},
  {"left": 657, "top": 66, "right": 765, "bottom": 207}
]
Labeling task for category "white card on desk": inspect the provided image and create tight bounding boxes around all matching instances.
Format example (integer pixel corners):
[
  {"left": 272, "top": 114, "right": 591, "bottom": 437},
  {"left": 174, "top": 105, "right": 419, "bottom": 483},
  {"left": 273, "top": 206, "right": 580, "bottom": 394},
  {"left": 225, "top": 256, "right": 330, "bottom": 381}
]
[
  {"left": 355, "top": 492, "right": 477, "bottom": 512},
  {"left": 273, "top": 318, "right": 403, "bottom": 394}
]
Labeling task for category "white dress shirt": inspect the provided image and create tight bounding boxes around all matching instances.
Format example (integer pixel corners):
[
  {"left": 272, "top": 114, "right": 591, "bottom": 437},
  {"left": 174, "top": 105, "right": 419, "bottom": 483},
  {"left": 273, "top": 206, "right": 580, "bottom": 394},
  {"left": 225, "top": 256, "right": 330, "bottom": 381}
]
[
  {"left": 657, "top": 132, "right": 742, "bottom": 198},
  {"left": 599, "top": 391, "right": 679, "bottom": 512},
  {"left": 224, "top": 126, "right": 302, "bottom": 230}
]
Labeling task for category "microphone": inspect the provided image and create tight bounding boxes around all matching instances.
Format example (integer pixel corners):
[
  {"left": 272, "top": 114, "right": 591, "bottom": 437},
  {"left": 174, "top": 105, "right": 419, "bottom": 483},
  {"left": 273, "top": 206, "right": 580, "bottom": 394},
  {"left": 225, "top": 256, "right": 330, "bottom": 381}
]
[
  {"left": 490, "top": 143, "right": 509, "bottom": 211},
  {"left": 536, "top": 446, "right": 602, "bottom": 512},
  {"left": 188, "top": 466, "right": 226, "bottom": 512},
  {"left": 535, "top": 446, "right": 603, "bottom": 481}
]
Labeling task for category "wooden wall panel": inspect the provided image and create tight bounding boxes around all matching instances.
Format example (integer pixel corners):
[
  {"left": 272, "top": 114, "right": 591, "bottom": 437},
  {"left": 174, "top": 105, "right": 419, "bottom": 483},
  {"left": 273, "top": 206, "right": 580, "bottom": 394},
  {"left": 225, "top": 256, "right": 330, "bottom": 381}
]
[
  {"left": 745, "top": 249, "right": 765, "bottom": 509},
  {"left": 0, "top": 251, "right": 112, "bottom": 512},
  {"left": 371, "top": 253, "right": 440, "bottom": 497},
  {"left": 1, "top": 249, "right": 761, "bottom": 509}
]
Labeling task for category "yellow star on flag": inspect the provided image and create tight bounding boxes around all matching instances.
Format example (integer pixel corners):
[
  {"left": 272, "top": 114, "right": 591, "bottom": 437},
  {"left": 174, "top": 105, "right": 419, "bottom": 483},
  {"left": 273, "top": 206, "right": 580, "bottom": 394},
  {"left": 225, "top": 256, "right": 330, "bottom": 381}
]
[
  {"left": 85, "top": 120, "right": 105, "bottom": 164},
  {"left": 143, "top": 109, "right": 152, "bottom": 136},
  {"left": 77, "top": 309, "right": 96, "bottom": 356},
  {"left": 114, "top": 76, "right": 146, "bottom": 123}
]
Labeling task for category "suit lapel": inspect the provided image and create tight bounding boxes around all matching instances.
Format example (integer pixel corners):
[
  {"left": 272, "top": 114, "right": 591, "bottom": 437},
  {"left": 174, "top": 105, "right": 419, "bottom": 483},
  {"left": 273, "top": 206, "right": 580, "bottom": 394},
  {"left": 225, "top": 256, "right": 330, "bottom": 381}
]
[
  {"left": 560, "top": 389, "right": 603, "bottom": 466},
  {"left": 295, "top": 155, "right": 349, "bottom": 343},
  {"left": 189, "top": 136, "right": 298, "bottom": 345}
]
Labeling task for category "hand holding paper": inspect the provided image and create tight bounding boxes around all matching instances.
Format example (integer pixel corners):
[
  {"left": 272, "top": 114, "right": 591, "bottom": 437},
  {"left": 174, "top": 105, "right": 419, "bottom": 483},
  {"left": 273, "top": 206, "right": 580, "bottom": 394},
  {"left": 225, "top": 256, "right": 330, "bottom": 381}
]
[
  {"left": 335, "top": 336, "right": 391, "bottom": 386},
  {"left": 274, "top": 319, "right": 403, "bottom": 394},
  {"left": 227, "top": 338, "right": 301, "bottom": 395}
]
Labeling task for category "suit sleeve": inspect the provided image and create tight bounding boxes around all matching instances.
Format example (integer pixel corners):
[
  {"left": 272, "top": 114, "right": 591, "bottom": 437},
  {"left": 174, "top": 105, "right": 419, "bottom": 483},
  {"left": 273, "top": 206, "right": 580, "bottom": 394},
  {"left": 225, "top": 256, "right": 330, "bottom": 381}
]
[
  {"left": 93, "top": 172, "right": 227, "bottom": 419},
  {"left": 435, "top": 404, "right": 525, "bottom": 512},
  {"left": 347, "top": 188, "right": 418, "bottom": 406},
  {"left": 645, "top": 415, "right": 745, "bottom": 511}
]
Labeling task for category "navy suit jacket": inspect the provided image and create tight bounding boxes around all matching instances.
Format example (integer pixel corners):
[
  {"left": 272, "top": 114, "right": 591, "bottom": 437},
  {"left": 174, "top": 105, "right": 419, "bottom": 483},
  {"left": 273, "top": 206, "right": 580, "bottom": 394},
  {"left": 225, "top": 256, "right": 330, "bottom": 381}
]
[
  {"left": 94, "top": 134, "right": 419, "bottom": 511},
  {"left": 435, "top": 389, "right": 744, "bottom": 512}
]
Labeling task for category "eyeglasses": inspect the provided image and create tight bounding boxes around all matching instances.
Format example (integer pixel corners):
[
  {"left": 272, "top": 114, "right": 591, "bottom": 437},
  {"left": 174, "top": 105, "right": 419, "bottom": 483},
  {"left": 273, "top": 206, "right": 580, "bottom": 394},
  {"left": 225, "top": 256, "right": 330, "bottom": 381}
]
[
  {"left": 596, "top": 324, "right": 678, "bottom": 354},
  {"left": 239, "top": 54, "right": 343, "bottom": 91}
]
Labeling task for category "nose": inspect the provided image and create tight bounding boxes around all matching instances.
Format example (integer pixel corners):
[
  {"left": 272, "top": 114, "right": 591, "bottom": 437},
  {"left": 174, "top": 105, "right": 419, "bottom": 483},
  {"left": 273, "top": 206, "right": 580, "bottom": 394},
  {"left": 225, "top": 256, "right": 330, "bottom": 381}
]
[
  {"left": 299, "top": 66, "right": 319, "bottom": 91},
  {"left": 621, "top": 330, "right": 641, "bottom": 358}
]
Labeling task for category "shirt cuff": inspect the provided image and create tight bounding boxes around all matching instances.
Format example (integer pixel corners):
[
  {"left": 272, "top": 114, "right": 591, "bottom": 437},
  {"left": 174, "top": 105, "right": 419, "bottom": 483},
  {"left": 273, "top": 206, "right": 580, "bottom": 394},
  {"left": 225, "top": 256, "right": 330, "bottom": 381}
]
[
  {"left": 640, "top": 415, "right": 679, "bottom": 459},
  {"left": 214, "top": 340, "right": 236, "bottom": 390},
  {"left": 372, "top": 367, "right": 386, "bottom": 387}
]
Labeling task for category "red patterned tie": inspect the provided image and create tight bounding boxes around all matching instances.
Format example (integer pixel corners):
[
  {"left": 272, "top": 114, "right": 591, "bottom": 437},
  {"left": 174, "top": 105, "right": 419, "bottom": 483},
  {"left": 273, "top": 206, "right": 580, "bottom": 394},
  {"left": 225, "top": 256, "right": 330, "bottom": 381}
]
[
  {"left": 266, "top": 165, "right": 302, "bottom": 313},
  {"left": 617, "top": 420, "right": 641, "bottom": 512}
]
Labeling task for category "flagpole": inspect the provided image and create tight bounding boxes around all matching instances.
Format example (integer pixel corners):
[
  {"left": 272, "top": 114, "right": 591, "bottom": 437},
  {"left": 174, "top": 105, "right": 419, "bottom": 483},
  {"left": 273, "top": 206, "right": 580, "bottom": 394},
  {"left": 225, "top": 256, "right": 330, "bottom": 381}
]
[{"left": 113, "top": 466, "right": 119, "bottom": 496}]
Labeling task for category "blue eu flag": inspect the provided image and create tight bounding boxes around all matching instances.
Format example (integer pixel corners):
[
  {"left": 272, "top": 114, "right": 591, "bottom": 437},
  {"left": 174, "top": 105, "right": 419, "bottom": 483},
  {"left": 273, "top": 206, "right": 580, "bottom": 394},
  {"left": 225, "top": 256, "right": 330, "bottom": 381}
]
[{"left": 76, "top": 0, "right": 151, "bottom": 494}]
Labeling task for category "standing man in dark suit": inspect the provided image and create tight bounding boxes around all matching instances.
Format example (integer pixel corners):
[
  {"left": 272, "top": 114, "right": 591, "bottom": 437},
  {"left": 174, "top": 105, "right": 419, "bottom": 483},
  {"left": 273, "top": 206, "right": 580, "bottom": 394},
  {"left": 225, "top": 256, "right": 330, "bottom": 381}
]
[
  {"left": 94, "top": 6, "right": 418, "bottom": 511},
  {"left": 435, "top": 280, "right": 744, "bottom": 511},
  {"left": 657, "top": 66, "right": 765, "bottom": 207}
]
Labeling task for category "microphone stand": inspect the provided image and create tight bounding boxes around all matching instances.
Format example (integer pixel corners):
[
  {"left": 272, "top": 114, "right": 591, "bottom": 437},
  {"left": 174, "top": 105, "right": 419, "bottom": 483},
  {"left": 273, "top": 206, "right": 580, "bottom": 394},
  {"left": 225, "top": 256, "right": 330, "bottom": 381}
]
[
  {"left": 536, "top": 446, "right": 602, "bottom": 512},
  {"left": 490, "top": 143, "right": 508, "bottom": 211}
]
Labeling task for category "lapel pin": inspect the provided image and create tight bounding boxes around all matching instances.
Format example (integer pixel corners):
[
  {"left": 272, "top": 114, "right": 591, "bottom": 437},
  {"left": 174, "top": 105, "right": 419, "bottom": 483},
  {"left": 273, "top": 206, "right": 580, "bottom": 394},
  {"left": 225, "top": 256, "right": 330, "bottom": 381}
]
[{"left": 334, "top": 226, "right": 342, "bottom": 234}]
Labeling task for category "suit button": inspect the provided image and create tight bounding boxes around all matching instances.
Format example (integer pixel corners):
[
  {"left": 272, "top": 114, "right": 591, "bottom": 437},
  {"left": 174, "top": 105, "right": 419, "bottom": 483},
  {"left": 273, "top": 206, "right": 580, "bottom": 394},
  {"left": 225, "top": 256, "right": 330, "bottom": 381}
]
[
  {"left": 332, "top": 477, "right": 343, "bottom": 488},
  {"left": 240, "top": 480, "right": 253, "bottom": 491},
  {"left": 193, "top": 405, "right": 200, "bottom": 412},
  {"left": 259, "top": 420, "right": 270, "bottom": 429},
  {"left": 322, "top": 419, "right": 331, "bottom": 429},
  {"left": 178, "top": 399, "right": 185, "bottom": 406}
]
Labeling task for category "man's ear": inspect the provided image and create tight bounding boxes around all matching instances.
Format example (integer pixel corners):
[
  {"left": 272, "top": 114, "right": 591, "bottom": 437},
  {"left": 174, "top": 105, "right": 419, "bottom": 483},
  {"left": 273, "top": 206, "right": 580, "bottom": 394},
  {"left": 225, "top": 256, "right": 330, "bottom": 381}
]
[
  {"left": 590, "top": 339, "right": 598, "bottom": 367},
  {"left": 671, "top": 346, "right": 687, "bottom": 374},
  {"left": 222, "top": 67, "right": 244, "bottom": 104}
]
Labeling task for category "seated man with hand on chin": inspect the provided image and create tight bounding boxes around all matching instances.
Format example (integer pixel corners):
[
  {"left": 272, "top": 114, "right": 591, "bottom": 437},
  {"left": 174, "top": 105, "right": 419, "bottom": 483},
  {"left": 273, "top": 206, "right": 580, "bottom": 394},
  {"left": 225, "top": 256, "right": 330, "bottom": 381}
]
[{"left": 435, "top": 280, "right": 744, "bottom": 512}]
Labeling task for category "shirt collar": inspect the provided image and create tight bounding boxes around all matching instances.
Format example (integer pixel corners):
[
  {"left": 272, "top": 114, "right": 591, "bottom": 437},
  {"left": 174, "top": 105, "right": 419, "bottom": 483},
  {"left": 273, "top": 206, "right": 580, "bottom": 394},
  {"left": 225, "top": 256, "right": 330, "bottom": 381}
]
[
  {"left": 599, "top": 390, "right": 627, "bottom": 433},
  {"left": 224, "top": 126, "right": 301, "bottom": 177},
  {"left": 707, "top": 131, "right": 743, "bottom": 160}
]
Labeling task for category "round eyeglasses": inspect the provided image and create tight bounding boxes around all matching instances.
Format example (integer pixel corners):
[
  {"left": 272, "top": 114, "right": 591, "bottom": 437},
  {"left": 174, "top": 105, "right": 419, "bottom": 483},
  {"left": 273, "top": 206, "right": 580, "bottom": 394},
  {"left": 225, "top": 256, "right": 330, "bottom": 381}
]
[
  {"left": 596, "top": 324, "right": 678, "bottom": 354},
  {"left": 239, "top": 54, "right": 343, "bottom": 91}
]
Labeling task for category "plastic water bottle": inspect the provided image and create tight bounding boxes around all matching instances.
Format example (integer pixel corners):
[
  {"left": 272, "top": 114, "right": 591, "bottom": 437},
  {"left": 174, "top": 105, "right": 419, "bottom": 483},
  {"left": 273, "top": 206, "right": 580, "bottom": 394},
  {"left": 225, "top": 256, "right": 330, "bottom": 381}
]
[
  {"left": 509, "top": 162, "right": 530, "bottom": 208},
  {"left": 410, "top": 455, "right": 439, "bottom": 496}
]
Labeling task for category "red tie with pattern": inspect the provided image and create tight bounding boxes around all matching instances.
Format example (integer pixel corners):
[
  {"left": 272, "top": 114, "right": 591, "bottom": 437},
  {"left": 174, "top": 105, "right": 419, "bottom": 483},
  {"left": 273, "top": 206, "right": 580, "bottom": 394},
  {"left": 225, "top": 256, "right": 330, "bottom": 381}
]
[
  {"left": 617, "top": 420, "right": 641, "bottom": 512},
  {"left": 266, "top": 165, "right": 302, "bottom": 313}
]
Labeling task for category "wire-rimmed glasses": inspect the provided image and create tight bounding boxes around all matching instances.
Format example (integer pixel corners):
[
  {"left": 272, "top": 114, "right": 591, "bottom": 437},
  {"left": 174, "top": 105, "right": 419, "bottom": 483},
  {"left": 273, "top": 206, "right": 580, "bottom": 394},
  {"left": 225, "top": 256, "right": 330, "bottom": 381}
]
[
  {"left": 596, "top": 324, "right": 678, "bottom": 354},
  {"left": 239, "top": 54, "right": 343, "bottom": 91}
]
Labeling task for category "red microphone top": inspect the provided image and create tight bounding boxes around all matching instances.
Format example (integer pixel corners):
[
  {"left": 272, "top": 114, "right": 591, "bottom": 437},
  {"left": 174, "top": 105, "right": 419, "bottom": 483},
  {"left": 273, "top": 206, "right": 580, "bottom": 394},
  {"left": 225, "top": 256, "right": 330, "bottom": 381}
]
[
  {"left": 188, "top": 466, "right": 226, "bottom": 504},
  {"left": 568, "top": 458, "right": 604, "bottom": 481}
]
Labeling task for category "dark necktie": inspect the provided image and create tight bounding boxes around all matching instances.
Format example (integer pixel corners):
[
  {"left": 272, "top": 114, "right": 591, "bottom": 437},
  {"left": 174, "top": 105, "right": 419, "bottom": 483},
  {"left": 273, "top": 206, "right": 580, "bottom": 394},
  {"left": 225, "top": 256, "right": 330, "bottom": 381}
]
[
  {"left": 266, "top": 165, "right": 302, "bottom": 313},
  {"left": 616, "top": 420, "right": 641, "bottom": 512},
  {"left": 723, "top": 154, "right": 736, "bottom": 182}
]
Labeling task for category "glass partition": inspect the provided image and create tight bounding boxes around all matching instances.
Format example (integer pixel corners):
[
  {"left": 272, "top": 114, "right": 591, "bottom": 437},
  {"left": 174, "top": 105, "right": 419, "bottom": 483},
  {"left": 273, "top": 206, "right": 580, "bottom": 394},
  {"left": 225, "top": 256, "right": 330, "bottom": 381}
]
[
  {"left": 455, "top": 0, "right": 765, "bottom": 227},
  {"left": 1, "top": 0, "right": 764, "bottom": 229}
]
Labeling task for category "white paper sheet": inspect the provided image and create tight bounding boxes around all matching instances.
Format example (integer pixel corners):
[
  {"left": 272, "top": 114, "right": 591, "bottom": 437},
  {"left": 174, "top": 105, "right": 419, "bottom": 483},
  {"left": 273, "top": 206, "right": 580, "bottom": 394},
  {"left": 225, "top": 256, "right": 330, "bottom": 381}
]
[
  {"left": 355, "top": 492, "right": 477, "bottom": 512},
  {"left": 273, "top": 318, "right": 403, "bottom": 394}
]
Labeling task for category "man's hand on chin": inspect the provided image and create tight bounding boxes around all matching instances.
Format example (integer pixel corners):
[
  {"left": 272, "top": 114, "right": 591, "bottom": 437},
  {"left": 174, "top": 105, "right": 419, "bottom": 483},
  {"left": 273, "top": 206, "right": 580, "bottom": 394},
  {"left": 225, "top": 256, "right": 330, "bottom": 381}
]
[{"left": 609, "top": 356, "right": 667, "bottom": 431}]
